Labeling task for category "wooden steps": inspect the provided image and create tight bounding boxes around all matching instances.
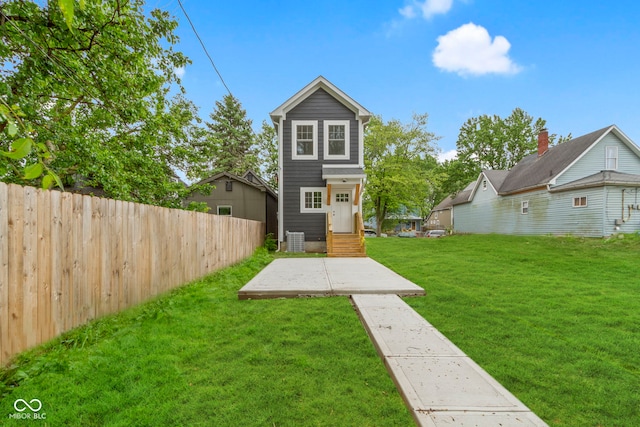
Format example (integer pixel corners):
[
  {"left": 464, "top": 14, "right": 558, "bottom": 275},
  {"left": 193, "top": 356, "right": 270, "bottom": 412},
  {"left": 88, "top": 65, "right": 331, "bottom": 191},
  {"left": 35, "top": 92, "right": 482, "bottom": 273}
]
[{"left": 328, "top": 233, "right": 366, "bottom": 257}]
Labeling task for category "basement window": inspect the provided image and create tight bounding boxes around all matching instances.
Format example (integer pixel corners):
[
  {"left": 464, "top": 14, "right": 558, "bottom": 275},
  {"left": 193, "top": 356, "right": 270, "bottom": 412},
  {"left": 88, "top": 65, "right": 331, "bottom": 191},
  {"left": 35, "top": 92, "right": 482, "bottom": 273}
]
[
  {"left": 217, "top": 205, "right": 232, "bottom": 216},
  {"left": 573, "top": 196, "right": 588, "bottom": 207},
  {"left": 521, "top": 200, "right": 529, "bottom": 215}
]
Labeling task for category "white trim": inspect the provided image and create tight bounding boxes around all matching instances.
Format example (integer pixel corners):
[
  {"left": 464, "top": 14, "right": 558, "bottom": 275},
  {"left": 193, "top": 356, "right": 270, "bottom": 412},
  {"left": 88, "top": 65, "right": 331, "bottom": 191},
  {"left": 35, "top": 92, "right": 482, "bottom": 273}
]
[
  {"left": 300, "top": 187, "right": 326, "bottom": 213},
  {"left": 217, "top": 205, "right": 232, "bottom": 216},
  {"left": 323, "top": 120, "right": 350, "bottom": 160},
  {"left": 291, "top": 120, "right": 318, "bottom": 160},
  {"left": 521, "top": 200, "right": 529, "bottom": 215},
  {"left": 358, "top": 119, "right": 364, "bottom": 167},
  {"left": 277, "top": 117, "right": 284, "bottom": 243}
]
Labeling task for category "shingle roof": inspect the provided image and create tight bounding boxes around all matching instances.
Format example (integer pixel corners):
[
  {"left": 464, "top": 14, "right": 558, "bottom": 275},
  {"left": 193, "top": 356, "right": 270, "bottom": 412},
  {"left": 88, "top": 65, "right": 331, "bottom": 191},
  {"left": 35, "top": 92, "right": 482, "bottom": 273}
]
[
  {"left": 549, "top": 171, "right": 640, "bottom": 192},
  {"left": 497, "top": 126, "right": 613, "bottom": 194},
  {"left": 483, "top": 170, "right": 510, "bottom": 191},
  {"left": 451, "top": 181, "right": 475, "bottom": 205}
]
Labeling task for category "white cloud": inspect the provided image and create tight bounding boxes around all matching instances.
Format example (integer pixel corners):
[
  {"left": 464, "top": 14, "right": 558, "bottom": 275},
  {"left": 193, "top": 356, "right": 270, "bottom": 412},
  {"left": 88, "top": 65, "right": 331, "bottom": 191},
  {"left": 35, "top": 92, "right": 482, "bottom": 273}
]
[
  {"left": 438, "top": 149, "right": 458, "bottom": 163},
  {"left": 432, "top": 23, "right": 522, "bottom": 76},
  {"left": 419, "top": 0, "right": 454, "bottom": 19},
  {"left": 399, "top": 5, "right": 417, "bottom": 19},
  {"left": 400, "top": 0, "right": 453, "bottom": 20},
  {"left": 175, "top": 66, "right": 186, "bottom": 78}
]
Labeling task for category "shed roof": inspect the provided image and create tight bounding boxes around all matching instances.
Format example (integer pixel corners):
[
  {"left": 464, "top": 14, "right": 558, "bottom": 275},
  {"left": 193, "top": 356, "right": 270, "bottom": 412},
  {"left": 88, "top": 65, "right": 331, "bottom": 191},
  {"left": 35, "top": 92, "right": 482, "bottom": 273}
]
[{"left": 549, "top": 171, "right": 640, "bottom": 192}]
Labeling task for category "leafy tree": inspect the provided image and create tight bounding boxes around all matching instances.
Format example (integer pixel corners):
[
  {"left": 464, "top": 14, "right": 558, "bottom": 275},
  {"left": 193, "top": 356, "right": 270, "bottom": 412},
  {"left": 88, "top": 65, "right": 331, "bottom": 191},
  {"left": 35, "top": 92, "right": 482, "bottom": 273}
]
[
  {"left": 203, "top": 94, "right": 257, "bottom": 177},
  {"left": 363, "top": 114, "right": 439, "bottom": 236},
  {"left": 255, "top": 120, "right": 278, "bottom": 190},
  {"left": 0, "top": 0, "right": 213, "bottom": 208},
  {"left": 452, "top": 107, "right": 571, "bottom": 194}
]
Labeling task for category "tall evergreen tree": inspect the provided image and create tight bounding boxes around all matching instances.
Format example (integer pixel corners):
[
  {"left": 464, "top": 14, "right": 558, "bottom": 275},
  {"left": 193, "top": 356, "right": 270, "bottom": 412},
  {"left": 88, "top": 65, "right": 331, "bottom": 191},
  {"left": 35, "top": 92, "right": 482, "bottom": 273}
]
[
  {"left": 255, "top": 120, "right": 278, "bottom": 190},
  {"left": 205, "top": 94, "right": 257, "bottom": 176}
]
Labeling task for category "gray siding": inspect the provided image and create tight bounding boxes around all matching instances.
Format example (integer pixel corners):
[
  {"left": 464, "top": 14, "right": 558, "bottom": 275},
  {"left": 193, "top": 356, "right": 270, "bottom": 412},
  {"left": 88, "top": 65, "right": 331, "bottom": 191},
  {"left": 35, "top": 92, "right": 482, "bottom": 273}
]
[
  {"left": 282, "top": 88, "right": 359, "bottom": 242},
  {"left": 187, "top": 178, "right": 266, "bottom": 222},
  {"left": 556, "top": 134, "right": 640, "bottom": 185}
]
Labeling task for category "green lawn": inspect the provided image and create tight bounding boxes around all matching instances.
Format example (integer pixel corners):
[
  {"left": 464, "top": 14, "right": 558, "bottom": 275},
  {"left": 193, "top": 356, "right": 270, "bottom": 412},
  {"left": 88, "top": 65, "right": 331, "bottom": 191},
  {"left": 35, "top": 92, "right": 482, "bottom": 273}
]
[
  {"left": 0, "top": 249, "right": 411, "bottom": 426},
  {"left": 3, "top": 236, "right": 639, "bottom": 426},
  {"left": 367, "top": 234, "right": 640, "bottom": 427}
]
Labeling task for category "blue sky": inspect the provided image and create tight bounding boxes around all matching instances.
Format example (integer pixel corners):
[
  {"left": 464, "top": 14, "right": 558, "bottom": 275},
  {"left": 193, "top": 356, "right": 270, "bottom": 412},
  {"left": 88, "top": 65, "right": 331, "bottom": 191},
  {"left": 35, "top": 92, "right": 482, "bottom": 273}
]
[{"left": 157, "top": 0, "right": 640, "bottom": 161}]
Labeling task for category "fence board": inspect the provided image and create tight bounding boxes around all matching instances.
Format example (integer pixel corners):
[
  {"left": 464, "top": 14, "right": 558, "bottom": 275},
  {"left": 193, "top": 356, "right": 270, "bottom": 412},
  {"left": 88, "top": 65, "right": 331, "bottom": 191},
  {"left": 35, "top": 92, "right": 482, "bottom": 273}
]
[
  {"left": 0, "top": 182, "right": 264, "bottom": 365},
  {"left": 36, "top": 189, "right": 52, "bottom": 344},
  {"left": 0, "top": 184, "right": 8, "bottom": 362}
]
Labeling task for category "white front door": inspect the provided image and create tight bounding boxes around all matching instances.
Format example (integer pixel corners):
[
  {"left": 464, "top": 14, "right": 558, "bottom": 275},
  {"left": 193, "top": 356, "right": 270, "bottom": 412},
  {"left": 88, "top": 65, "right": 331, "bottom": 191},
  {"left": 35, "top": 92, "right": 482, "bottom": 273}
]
[{"left": 332, "top": 191, "right": 352, "bottom": 233}]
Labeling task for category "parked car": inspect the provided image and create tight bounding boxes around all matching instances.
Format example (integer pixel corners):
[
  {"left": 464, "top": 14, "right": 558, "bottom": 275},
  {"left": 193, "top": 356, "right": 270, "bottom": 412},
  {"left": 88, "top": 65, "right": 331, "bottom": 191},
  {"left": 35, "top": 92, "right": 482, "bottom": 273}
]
[
  {"left": 397, "top": 231, "right": 417, "bottom": 238},
  {"left": 364, "top": 229, "right": 377, "bottom": 237},
  {"left": 426, "top": 229, "right": 446, "bottom": 238}
]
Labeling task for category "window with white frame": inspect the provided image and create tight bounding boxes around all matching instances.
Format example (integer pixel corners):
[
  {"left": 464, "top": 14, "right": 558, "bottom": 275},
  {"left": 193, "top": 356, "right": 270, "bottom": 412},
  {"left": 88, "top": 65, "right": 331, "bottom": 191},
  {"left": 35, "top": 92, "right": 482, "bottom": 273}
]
[
  {"left": 217, "top": 205, "right": 232, "bottom": 216},
  {"left": 605, "top": 146, "right": 618, "bottom": 170},
  {"left": 324, "top": 120, "right": 350, "bottom": 160},
  {"left": 573, "top": 196, "right": 587, "bottom": 207},
  {"left": 521, "top": 200, "right": 529, "bottom": 215},
  {"left": 300, "top": 187, "right": 325, "bottom": 213},
  {"left": 292, "top": 120, "right": 318, "bottom": 160}
]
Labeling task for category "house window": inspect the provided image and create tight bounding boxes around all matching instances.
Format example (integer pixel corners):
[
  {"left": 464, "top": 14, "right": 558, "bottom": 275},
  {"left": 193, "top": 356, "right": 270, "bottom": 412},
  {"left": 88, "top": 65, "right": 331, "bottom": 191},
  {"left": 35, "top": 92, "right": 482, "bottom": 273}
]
[
  {"left": 292, "top": 120, "right": 317, "bottom": 160},
  {"left": 324, "top": 120, "right": 350, "bottom": 160},
  {"left": 573, "top": 196, "right": 588, "bottom": 207},
  {"left": 605, "top": 146, "right": 618, "bottom": 170},
  {"left": 300, "top": 187, "right": 325, "bottom": 213},
  {"left": 482, "top": 180, "right": 487, "bottom": 191},
  {"left": 521, "top": 200, "right": 529, "bottom": 215},
  {"left": 225, "top": 181, "right": 233, "bottom": 191},
  {"left": 217, "top": 205, "right": 232, "bottom": 216}
]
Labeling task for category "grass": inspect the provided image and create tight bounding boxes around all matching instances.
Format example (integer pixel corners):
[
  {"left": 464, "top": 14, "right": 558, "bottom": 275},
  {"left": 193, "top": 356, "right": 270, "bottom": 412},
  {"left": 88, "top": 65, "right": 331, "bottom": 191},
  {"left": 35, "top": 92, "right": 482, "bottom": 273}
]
[
  {"left": 367, "top": 234, "right": 640, "bottom": 427},
  {"left": 0, "top": 249, "right": 411, "bottom": 426}
]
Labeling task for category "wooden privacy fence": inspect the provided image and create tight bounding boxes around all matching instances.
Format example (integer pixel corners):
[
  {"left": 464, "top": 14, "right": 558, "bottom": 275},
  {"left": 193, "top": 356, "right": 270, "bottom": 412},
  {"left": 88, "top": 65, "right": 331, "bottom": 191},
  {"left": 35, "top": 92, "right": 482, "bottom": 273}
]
[{"left": 0, "top": 182, "right": 265, "bottom": 365}]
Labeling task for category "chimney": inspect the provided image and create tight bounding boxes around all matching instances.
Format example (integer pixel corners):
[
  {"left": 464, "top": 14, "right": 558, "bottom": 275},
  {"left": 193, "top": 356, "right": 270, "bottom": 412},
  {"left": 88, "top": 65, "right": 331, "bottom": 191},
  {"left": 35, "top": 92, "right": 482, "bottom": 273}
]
[{"left": 538, "top": 129, "right": 549, "bottom": 157}]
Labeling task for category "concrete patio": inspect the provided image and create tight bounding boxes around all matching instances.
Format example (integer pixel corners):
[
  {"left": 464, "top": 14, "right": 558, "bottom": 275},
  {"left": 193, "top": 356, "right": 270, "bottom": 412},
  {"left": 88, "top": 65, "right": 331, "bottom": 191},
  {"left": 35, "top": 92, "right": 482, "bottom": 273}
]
[
  {"left": 238, "top": 257, "right": 426, "bottom": 299},
  {"left": 238, "top": 258, "right": 548, "bottom": 427}
]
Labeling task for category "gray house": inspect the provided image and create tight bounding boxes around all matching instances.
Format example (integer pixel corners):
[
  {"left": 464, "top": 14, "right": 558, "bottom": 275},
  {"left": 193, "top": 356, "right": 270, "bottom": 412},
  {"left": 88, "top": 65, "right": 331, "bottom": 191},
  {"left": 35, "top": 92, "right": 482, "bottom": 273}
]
[
  {"left": 448, "top": 125, "right": 640, "bottom": 237},
  {"left": 186, "top": 171, "right": 278, "bottom": 236},
  {"left": 270, "top": 76, "right": 371, "bottom": 255}
]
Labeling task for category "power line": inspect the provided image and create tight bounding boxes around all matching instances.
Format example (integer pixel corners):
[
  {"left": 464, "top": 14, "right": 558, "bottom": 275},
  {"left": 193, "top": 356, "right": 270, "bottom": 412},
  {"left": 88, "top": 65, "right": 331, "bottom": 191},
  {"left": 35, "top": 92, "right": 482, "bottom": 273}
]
[{"left": 176, "top": 0, "right": 232, "bottom": 97}]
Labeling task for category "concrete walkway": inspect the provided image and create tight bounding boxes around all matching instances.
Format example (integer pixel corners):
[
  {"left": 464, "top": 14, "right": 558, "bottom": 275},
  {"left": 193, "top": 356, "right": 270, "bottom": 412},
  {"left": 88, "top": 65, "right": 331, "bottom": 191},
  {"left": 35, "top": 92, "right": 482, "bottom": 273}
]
[
  {"left": 238, "top": 258, "right": 548, "bottom": 427},
  {"left": 352, "top": 294, "right": 547, "bottom": 426}
]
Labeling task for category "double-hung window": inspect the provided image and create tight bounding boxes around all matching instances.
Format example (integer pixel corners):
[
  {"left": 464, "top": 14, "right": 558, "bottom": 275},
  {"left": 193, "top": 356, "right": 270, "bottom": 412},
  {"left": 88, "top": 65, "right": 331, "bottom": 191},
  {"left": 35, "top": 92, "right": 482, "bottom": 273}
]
[
  {"left": 573, "top": 196, "right": 587, "bottom": 207},
  {"left": 605, "top": 146, "right": 618, "bottom": 170},
  {"left": 292, "top": 120, "right": 317, "bottom": 160},
  {"left": 521, "top": 200, "right": 529, "bottom": 215},
  {"left": 324, "top": 120, "right": 350, "bottom": 160},
  {"left": 300, "top": 187, "right": 325, "bottom": 213}
]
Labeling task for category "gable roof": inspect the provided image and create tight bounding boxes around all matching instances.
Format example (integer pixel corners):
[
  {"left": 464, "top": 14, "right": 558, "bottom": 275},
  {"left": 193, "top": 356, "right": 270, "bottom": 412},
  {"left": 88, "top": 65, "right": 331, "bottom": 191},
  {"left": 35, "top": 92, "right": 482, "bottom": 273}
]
[
  {"left": 269, "top": 76, "right": 371, "bottom": 124},
  {"left": 192, "top": 171, "right": 277, "bottom": 199},
  {"left": 498, "top": 125, "right": 640, "bottom": 195}
]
